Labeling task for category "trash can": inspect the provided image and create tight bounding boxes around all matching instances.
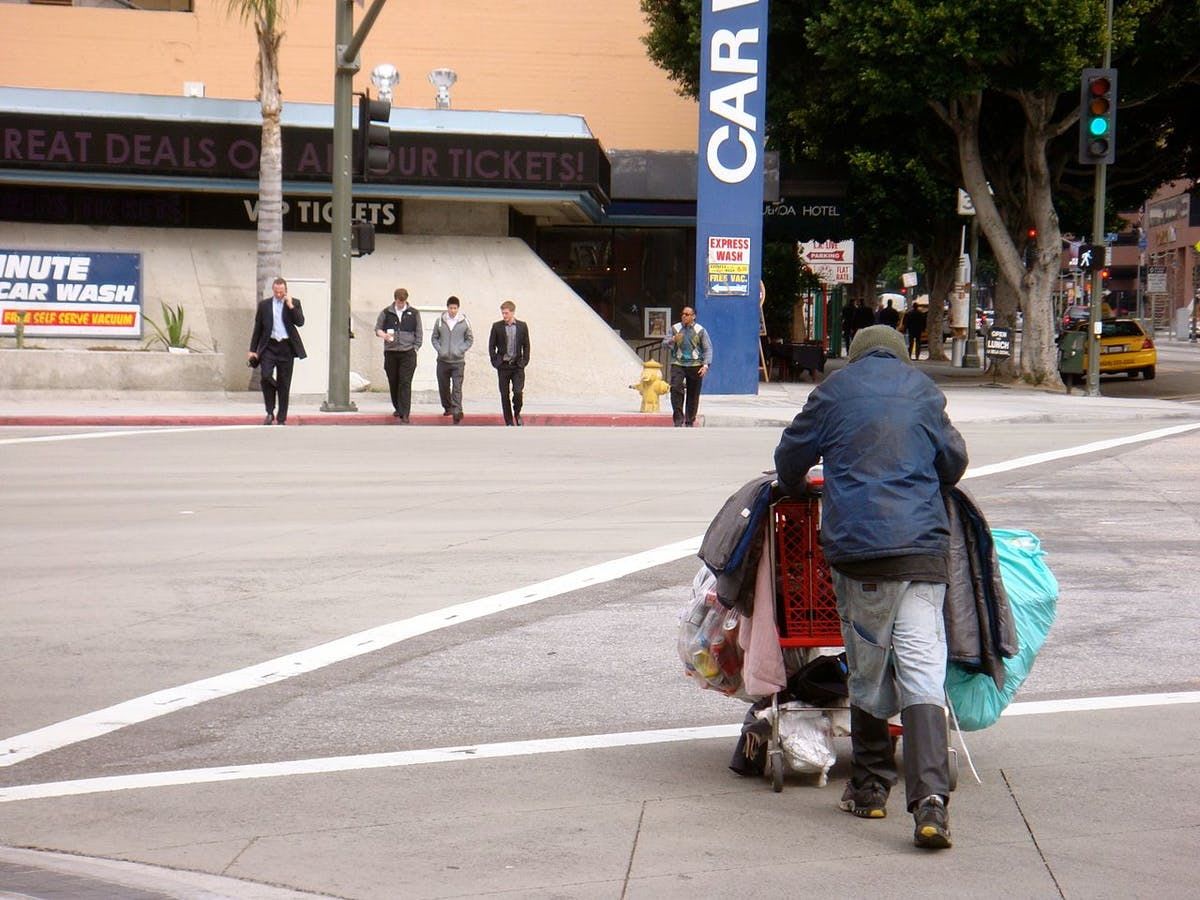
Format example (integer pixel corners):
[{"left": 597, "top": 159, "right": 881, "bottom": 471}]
[{"left": 1058, "top": 330, "right": 1086, "bottom": 382}]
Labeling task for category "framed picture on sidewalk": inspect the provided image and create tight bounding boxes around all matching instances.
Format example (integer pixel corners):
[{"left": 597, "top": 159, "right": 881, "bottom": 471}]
[{"left": 644, "top": 307, "right": 670, "bottom": 338}]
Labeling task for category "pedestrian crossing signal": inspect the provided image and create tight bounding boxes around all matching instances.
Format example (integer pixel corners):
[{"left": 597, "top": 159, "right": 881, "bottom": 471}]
[{"left": 351, "top": 220, "right": 375, "bottom": 257}]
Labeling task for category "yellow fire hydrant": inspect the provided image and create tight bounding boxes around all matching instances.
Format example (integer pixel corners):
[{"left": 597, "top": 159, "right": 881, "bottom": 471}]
[{"left": 630, "top": 359, "right": 670, "bottom": 413}]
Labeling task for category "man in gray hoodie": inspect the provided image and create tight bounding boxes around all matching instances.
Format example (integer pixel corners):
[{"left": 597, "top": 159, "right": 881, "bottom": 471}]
[
  {"left": 374, "top": 287, "right": 423, "bottom": 423},
  {"left": 431, "top": 295, "right": 474, "bottom": 424}
]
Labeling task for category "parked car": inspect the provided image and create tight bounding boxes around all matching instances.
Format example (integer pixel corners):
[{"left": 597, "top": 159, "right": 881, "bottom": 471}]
[
  {"left": 1061, "top": 304, "right": 1090, "bottom": 331},
  {"left": 976, "top": 309, "right": 993, "bottom": 336},
  {"left": 1061, "top": 318, "right": 1156, "bottom": 380}
]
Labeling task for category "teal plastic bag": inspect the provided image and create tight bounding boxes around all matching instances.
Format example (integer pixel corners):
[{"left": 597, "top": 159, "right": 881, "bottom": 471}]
[{"left": 944, "top": 529, "right": 1058, "bottom": 731}]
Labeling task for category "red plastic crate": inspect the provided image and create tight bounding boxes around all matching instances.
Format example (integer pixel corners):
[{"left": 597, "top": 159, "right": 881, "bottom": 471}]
[{"left": 773, "top": 497, "right": 841, "bottom": 647}]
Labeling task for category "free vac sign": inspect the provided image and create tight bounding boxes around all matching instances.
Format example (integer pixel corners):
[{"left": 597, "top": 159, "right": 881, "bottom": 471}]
[
  {"left": 694, "top": 0, "right": 770, "bottom": 394},
  {"left": 0, "top": 249, "right": 143, "bottom": 338}
]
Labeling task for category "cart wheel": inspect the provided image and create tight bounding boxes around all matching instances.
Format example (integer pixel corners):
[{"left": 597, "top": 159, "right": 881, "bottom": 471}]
[
  {"left": 770, "top": 751, "right": 784, "bottom": 793},
  {"left": 947, "top": 747, "right": 959, "bottom": 792}
]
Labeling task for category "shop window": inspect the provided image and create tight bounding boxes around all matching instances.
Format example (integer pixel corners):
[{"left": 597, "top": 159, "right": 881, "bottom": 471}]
[{"left": 537, "top": 226, "right": 691, "bottom": 341}]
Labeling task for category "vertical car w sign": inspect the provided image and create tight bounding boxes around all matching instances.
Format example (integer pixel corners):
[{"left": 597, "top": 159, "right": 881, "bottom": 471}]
[{"left": 693, "top": 0, "right": 770, "bottom": 394}]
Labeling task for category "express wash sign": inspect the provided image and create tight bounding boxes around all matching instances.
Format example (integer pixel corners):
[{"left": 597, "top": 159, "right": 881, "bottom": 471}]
[{"left": 694, "top": 0, "right": 769, "bottom": 395}]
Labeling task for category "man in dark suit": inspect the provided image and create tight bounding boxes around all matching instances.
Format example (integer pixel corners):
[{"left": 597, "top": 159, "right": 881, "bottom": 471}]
[
  {"left": 248, "top": 276, "right": 306, "bottom": 425},
  {"left": 488, "top": 299, "right": 530, "bottom": 426}
]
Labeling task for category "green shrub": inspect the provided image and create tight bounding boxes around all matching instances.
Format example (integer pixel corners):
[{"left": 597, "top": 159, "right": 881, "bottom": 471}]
[{"left": 144, "top": 302, "right": 196, "bottom": 350}]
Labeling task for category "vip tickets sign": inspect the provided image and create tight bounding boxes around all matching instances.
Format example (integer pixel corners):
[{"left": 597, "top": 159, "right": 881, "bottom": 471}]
[
  {"left": 0, "top": 250, "right": 143, "bottom": 338},
  {"left": 694, "top": 0, "right": 770, "bottom": 395}
]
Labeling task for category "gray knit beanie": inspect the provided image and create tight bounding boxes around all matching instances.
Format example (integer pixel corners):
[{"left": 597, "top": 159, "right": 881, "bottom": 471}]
[{"left": 848, "top": 324, "right": 911, "bottom": 363}]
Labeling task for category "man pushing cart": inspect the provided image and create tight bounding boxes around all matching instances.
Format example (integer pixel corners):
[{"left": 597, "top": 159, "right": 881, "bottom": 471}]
[{"left": 774, "top": 325, "right": 969, "bottom": 850}]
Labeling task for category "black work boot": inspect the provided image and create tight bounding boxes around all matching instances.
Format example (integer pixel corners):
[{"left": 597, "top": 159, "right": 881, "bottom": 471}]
[
  {"left": 839, "top": 706, "right": 898, "bottom": 819},
  {"left": 901, "top": 703, "right": 952, "bottom": 849},
  {"left": 900, "top": 703, "right": 951, "bottom": 811}
]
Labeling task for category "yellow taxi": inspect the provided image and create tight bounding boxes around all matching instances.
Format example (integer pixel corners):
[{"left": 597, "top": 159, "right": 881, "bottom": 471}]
[{"left": 1066, "top": 318, "right": 1157, "bottom": 379}]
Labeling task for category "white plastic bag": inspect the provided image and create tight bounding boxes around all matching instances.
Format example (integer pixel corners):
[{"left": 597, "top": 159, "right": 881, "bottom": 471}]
[{"left": 756, "top": 703, "right": 837, "bottom": 786}]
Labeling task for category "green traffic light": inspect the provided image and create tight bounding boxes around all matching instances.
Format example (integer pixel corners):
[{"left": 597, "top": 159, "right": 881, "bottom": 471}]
[{"left": 1089, "top": 117, "right": 1109, "bottom": 137}]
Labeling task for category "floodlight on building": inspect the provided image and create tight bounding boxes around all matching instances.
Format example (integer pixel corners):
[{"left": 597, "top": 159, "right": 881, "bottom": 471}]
[
  {"left": 183, "top": 81, "right": 205, "bottom": 98},
  {"left": 370, "top": 63, "right": 400, "bottom": 102},
  {"left": 428, "top": 68, "right": 457, "bottom": 109}
]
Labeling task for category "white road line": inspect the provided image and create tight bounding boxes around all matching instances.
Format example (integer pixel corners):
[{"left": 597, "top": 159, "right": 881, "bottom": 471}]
[
  {"left": 2, "top": 422, "right": 1195, "bottom": 769},
  {"left": 0, "top": 537, "right": 701, "bottom": 768},
  {"left": 961, "top": 422, "right": 1200, "bottom": 478},
  {"left": 3, "top": 690, "right": 1198, "bottom": 804},
  {"left": 0, "top": 425, "right": 257, "bottom": 446}
]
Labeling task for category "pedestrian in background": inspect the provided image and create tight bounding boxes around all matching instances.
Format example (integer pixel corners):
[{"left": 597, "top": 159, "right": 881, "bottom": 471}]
[
  {"left": 903, "top": 301, "right": 928, "bottom": 360},
  {"left": 878, "top": 298, "right": 900, "bottom": 329},
  {"left": 662, "top": 306, "right": 712, "bottom": 427},
  {"left": 431, "top": 295, "right": 474, "bottom": 424},
  {"left": 247, "top": 276, "right": 306, "bottom": 426},
  {"left": 488, "top": 300, "right": 530, "bottom": 426},
  {"left": 375, "top": 287, "right": 422, "bottom": 423},
  {"left": 774, "top": 324, "right": 968, "bottom": 850}
]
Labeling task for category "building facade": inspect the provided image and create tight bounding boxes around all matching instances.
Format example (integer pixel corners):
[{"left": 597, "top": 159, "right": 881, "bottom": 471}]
[{"left": 0, "top": 0, "right": 705, "bottom": 398}]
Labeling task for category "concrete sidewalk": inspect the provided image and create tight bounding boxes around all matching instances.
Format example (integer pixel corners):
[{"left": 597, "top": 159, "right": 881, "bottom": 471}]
[
  {"left": 4, "top": 702, "right": 1197, "bottom": 899},
  {"left": 1, "top": 357, "right": 1196, "bottom": 429}
]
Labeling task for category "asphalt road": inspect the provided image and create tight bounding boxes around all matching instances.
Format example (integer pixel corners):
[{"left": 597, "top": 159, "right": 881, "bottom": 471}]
[
  {"left": 1093, "top": 339, "right": 1200, "bottom": 401},
  {"left": 1, "top": 404, "right": 1199, "bottom": 898}
]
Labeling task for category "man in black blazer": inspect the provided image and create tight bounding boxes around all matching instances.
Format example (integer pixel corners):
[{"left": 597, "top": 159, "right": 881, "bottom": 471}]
[
  {"left": 248, "top": 276, "right": 306, "bottom": 425},
  {"left": 488, "top": 300, "right": 530, "bottom": 426}
]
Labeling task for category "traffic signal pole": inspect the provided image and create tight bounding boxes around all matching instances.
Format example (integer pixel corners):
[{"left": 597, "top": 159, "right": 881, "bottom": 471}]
[
  {"left": 323, "top": 0, "right": 388, "bottom": 413},
  {"left": 1085, "top": 0, "right": 1114, "bottom": 399},
  {"left": 1085, "top": 160, "right": 1106, "bottom": 397}
]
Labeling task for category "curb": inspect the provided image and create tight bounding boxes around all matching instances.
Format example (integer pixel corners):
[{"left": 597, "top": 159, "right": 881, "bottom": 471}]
[{"left": 0, "top": 413, "right": 683, "bottom": 428}]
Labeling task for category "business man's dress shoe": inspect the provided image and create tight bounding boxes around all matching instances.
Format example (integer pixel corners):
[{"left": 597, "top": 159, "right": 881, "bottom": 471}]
[
  {"left": 263, "top": 414, "right": 274, "bottom": 425},
  {"left": 515, "top": 415, "right": 524, "bottom": 426},
  {"left": 452, "top": 412, "right": 463, "bottom": 424}
]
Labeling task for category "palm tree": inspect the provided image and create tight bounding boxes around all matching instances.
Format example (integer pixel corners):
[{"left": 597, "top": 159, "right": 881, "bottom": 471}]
[{"left": 225, "top": 0, "right": 290, "bottom": 304}]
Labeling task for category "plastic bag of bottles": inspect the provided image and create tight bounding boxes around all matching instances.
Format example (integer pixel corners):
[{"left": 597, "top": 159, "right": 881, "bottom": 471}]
[{"left": 678, "top": 566, "right": 744, "bottom": 696}]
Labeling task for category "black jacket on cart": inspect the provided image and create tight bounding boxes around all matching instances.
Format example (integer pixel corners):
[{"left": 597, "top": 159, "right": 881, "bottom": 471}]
[
  {"left": 943, "top": 486, "right": 1019, "bottom": 689},
  {"left": 698, "top": 473, "right": 775, "bottom": 614}
]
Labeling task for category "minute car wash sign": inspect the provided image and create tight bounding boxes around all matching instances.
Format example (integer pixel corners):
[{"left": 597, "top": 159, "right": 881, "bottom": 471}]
[
  {"left": 694, "top": 0, "right": 770, "bottom": 395},
  {"left": 0, "top": 249, "right": 142, "bottom": 339}
]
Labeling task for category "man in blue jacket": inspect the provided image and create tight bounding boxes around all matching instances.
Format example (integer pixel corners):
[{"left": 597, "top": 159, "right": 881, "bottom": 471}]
[{"left": 774, "top": 324, "right": 968, "bottom": 850}]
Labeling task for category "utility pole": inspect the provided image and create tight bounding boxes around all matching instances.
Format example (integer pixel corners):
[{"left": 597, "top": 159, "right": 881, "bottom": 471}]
[
  {"left": 322, "top": 0, "right": 388, "bottom": 413},
  {"left": 964, "top": 216, "right": 981, "bottom": 368}
]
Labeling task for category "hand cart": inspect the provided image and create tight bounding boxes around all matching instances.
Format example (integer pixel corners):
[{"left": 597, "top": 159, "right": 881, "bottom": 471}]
[{"left": 764, "top": 475, "right": 958, "bottom": 793}]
